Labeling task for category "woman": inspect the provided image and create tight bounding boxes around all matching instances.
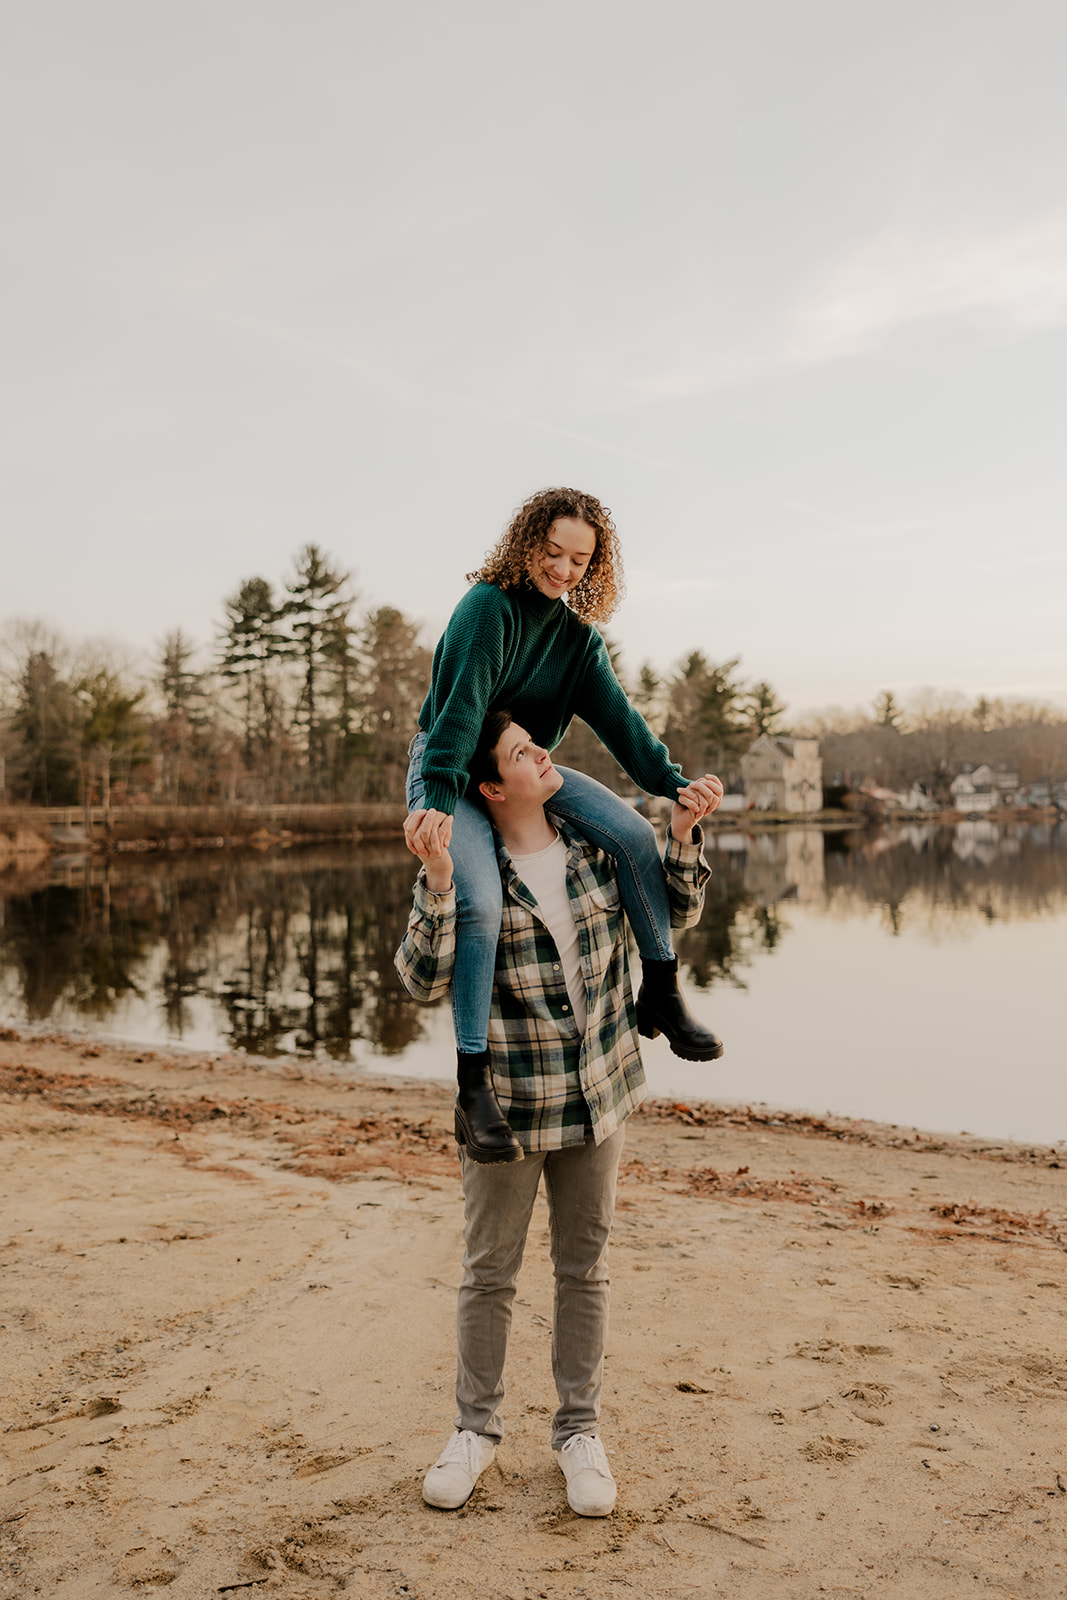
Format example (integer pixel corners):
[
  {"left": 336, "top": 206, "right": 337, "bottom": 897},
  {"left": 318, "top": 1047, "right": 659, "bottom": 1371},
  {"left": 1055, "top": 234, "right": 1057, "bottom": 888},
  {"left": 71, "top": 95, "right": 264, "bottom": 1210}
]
[{"left": 404, "top": 487, "right": 724, "bottom": 1164}]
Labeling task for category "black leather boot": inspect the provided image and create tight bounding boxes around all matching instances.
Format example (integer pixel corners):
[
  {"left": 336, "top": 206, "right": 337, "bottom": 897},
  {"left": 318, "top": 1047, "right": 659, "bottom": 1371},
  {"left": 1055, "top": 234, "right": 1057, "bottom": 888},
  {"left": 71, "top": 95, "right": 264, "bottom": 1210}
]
[
  {"left": 636, "top": 957, "right": 724, "bottom": 1062},
  {"left": 455, "top": 1050, "right": 523, "bottom": 1164}
]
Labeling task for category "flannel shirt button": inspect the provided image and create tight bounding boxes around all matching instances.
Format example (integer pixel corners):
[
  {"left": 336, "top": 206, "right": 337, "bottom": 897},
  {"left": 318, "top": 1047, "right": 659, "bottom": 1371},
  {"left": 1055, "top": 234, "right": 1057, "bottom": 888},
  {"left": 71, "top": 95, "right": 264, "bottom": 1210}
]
[
  {"left": 562, "top": 1004, "right": 569, "bottom": 1012},
  {"left": 553, "top": 963, "right": 560, "bottom": 971}
]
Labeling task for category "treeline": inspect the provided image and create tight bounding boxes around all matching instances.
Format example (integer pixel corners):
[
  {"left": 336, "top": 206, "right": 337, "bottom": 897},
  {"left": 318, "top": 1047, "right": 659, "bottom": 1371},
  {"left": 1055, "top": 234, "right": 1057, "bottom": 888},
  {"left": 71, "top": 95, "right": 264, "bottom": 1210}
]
[
  {"left": 3, "top": 548, "right": 1064, "bottom": 810},
  {"left": 0, "top": 548, "right": 789, "bottom": 810},
  {"left": 801, "top": 691, "right": 1067, "bottom": 803},
  {"left": 0, "top": 545, "right": 430, "bottom": 808}
]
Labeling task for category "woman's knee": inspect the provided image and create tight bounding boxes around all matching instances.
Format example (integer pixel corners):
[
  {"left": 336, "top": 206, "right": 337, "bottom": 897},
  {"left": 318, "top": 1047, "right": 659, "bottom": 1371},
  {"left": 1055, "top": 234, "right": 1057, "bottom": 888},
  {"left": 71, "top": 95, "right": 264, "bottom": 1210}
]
[
  {"left": 454, "top": 863, "right": 503, "bottom": 932},
  {"left": 456, "top": 891, "right": 503, "bottom": 942},
  {"left": 608, "top": 804, "right": 661, "bottom": 869}
]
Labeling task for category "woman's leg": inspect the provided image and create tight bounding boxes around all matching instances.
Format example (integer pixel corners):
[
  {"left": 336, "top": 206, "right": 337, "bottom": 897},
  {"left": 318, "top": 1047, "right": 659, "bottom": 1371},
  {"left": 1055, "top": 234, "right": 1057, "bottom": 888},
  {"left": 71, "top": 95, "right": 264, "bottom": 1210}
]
[
  {"left": 549, "top": 766, "right": 673, "bottom": 960},
  {"left": 405, "top": 734, "right": 522, "bottom": 1160},
  {"left": 447, "top": 796, "right": 505, "bottom": 1053},
  {"left": 406, "top": 733, "right": 501, "bottom": 1051},
  {"left": 549, "top": 765, "right": 723, "bottom": 1063}
]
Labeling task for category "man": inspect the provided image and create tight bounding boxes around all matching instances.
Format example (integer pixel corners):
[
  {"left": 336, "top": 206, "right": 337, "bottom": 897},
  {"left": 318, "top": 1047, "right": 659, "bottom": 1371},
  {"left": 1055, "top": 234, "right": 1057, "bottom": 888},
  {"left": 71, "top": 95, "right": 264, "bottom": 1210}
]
[{"left": 395, "top": 710, "right": 716, "bottom": 1518}]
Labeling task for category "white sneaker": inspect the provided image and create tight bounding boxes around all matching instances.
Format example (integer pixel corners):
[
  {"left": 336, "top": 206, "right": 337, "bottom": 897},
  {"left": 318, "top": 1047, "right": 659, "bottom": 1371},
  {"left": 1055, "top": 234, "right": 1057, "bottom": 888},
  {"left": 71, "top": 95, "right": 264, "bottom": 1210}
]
[
  {"left": 554, "top": 1432, "right": 617, "bottom": 1517},
  {"left": 422, "top": 1429, "right": 497, "bottom": 1509}
]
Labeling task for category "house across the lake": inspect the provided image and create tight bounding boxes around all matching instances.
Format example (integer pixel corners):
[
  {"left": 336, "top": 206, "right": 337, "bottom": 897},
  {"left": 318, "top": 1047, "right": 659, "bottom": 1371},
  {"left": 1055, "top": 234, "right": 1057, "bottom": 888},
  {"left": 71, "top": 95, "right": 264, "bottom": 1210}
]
[
  {"left": 741, "top": 736, "right": 823, "bottom": 813},
  {"left": 949, "top": 763, "right": 1022, "bottom": 811}
]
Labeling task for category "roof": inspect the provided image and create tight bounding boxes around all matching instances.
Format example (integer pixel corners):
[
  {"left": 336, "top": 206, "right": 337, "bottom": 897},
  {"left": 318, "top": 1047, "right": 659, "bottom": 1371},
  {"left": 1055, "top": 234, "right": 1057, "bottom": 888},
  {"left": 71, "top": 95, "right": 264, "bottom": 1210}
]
[{"left": 744, "top": 735, "right": 819, "bottom": 759}]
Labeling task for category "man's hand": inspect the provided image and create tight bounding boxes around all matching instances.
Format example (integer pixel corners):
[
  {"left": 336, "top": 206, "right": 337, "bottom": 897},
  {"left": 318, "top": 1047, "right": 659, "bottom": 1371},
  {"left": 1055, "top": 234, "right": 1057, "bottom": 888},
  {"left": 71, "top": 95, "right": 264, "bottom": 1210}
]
[
  {"left": 404, "top": 809, "right": 455, "bottom": 892},
  {"left": 673, "top": 774, "right": 723, "bottom": 837},
  {"left": 670, "top": 799, "right": 699, "bottom": 843}
]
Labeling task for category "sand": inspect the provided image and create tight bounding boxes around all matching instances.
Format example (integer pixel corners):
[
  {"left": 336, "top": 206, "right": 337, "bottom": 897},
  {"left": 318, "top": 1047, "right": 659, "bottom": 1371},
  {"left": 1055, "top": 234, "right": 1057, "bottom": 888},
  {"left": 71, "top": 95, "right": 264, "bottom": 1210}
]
[{"left": 2, "top": 1029, "right": 1066, "bottom": 1599}]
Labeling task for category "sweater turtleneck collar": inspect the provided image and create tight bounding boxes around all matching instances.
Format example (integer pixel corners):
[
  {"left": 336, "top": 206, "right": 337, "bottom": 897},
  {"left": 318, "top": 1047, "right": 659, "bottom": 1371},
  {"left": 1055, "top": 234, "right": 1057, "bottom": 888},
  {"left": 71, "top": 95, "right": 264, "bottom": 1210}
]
[{"left": 509, "top": 577, "right": 565, "bottom": 619}]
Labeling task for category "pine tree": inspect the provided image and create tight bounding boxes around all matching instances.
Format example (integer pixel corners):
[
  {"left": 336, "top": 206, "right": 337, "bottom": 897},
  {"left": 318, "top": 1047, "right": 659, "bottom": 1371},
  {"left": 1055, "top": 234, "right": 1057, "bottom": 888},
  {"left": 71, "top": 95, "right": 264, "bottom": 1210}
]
[
  {"left": 218, "top": 577, "right": 284, "bottom": 766},
  {"left": 632, "top": 662, "right": 663, "bottom": 736},
  {"left": 356, "top": 606, "right": 431, "bottom": 801},
  {"left": 282, "top": 546, "right": 354, "bottom": 791},
  {"left": 159, "top": 630, "right": 206, "bottom": 722},
  {"left": 874, "top": 690, "right": 904, "bottom": 730},
  {"left": 745, "top": 680, "right": 787, "bottom": 739},
  {"left": 156, "top": 631, "right": 212, "bottom": 802},
  {"left": 663, "top": 652, "right": 747, "bottom": 776},
  {"left": 75, "top": 668, "right": 149, "bottom": 815},
  {"left": 9, "top": 651, "right": 81, "bottom": 804}
]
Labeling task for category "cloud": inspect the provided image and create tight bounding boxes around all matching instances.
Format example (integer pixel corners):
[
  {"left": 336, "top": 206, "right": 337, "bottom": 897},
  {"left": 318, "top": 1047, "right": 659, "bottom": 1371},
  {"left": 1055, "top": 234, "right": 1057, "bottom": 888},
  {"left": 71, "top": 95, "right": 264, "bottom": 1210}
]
[{"left": 788, "top": 215, "right": 1067, "bottom": 363}]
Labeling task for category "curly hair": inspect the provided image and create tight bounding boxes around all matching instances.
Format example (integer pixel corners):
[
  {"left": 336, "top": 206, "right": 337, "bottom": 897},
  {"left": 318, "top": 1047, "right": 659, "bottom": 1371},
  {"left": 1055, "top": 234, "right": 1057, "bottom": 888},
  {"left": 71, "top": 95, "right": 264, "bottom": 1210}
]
[{"left": 466, "top": 487, "right": 624, "bottom": 624}]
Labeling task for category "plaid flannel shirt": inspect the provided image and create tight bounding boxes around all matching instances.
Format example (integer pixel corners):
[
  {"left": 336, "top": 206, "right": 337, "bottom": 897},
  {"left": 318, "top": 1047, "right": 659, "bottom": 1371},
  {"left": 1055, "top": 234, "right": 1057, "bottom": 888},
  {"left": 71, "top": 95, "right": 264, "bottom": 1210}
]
[{"left": 394, "top": 815, "right": 710, "bottom": 1151}]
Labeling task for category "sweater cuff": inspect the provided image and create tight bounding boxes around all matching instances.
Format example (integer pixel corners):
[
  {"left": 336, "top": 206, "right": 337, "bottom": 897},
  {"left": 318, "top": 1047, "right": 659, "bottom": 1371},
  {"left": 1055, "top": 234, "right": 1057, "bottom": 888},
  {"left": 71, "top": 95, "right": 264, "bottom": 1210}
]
[{"left": 420, "top": 782, "right": 459, "bottom": 818}]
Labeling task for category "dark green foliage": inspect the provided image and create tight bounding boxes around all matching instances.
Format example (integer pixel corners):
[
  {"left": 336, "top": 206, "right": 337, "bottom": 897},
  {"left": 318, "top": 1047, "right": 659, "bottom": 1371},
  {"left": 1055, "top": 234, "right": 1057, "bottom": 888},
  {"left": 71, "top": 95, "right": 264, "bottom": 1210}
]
[
  {"left": 281, "top": 544, "right": 354, "bottom": 792},
  {"left": 663, "top": 651, "right": 748, "bottom": 778},
  {"left": 9, "top": 651, "right": 81, "bottom": 804}
]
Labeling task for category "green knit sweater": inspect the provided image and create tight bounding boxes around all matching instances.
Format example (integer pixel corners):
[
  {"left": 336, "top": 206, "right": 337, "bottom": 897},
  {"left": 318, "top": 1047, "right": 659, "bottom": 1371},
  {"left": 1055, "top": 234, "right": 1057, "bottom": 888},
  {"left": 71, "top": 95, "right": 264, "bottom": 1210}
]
[{"left": 417, "top": 582, "right": 685, "bottom": 816}]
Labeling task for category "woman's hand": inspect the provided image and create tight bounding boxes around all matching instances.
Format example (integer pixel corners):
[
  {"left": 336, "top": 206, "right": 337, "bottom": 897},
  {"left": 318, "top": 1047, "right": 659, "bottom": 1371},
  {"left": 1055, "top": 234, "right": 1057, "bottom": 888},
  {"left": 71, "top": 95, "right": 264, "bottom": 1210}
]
[
  {"left": 674, "top": 774, "right": 724, "bottom": 827},
  {"left": 403, "top": 808, "right": 454, "bottom": 892},
  {"left": 403, "top": 807, "right": 454, "bottom": 859}
]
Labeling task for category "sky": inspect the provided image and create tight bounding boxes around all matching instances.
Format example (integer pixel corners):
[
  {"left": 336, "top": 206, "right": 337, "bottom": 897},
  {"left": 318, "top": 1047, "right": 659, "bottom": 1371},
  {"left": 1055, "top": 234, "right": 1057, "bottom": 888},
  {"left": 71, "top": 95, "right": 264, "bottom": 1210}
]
[{"left": 3, "top": 0, "right": 1066, "bottom": 718}]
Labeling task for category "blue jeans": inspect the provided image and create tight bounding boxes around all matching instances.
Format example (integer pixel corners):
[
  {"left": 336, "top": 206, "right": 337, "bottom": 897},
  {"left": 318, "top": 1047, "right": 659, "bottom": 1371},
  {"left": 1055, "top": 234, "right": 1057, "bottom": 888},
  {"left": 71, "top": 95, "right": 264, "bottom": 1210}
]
[{"left": 406, "top": 732, "right": 674, "bottom": 1053}]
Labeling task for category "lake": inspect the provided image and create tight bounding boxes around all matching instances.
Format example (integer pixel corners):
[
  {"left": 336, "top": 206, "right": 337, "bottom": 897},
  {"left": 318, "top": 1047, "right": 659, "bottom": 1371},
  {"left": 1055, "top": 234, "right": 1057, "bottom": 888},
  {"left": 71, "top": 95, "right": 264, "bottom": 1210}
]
[{"left": 1, "top": 820, "right": 1063, "bottom": 1144}]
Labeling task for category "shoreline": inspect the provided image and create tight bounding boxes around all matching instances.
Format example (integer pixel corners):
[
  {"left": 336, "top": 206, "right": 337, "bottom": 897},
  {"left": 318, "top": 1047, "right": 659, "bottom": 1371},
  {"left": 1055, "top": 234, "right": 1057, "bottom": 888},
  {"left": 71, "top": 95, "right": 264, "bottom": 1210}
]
[
  {"left": 4, "top": 1017, "right": 1060, "bottom": 1157},
  {"left": 2, "top": 802, "right": 1060, "bottom": 869},
  {"left": 3, "top": 1028, "right": 1066, "bottom": 1597}
]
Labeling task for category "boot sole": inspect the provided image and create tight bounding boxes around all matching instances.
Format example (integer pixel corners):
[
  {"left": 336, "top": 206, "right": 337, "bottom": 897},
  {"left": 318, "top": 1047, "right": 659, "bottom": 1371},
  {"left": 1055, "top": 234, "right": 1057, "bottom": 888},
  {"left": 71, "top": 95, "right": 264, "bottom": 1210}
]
[
  {"left": 636, "top": 1008, "right": 724, "bottom": 1062},
  {"left": 454, "top": 1108, "right": 524, "bottom": 1164}
]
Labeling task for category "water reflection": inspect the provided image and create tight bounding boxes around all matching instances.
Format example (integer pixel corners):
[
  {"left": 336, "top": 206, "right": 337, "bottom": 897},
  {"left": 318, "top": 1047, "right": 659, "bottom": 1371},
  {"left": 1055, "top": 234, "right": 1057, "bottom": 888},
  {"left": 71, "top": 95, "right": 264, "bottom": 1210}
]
[
  {"left": 0, "top": 821, "right": 1064, "bottom": 1063},
  {"left": 0, "top": 845, "right": 424, "bottom": 1060}
]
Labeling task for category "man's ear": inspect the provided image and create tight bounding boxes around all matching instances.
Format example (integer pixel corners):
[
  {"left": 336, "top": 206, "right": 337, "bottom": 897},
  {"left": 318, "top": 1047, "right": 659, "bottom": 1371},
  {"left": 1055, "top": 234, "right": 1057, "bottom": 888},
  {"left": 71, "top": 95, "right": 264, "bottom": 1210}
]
[{"left": 478, "top": 779, "right": 504, "bottom": 805}]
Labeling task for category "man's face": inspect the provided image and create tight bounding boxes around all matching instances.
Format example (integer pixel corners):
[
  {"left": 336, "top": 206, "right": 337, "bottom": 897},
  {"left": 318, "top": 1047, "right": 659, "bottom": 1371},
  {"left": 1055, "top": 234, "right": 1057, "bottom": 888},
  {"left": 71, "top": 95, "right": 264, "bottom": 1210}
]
[
  {"left": 485, "top": 723, "right": 563, "bottom": 806},
  {"left": 526, "top": 517, "right": 597, "bottom": 601}
]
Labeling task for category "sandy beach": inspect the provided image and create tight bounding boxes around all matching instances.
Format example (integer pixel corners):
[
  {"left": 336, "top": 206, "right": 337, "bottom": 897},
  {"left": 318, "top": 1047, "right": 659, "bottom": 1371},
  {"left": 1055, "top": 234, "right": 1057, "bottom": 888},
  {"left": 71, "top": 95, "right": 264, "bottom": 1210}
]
[{"left": 2, "top": 1029, "right": 1066, "bottom": 1599}]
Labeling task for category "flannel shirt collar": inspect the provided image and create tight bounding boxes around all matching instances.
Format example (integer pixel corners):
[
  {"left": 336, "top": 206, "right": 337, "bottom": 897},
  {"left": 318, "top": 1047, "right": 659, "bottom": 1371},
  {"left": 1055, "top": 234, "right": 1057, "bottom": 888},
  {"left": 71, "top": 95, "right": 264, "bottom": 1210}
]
[{"left": 494, "top": 813, "right": 588, "bottom": 905}]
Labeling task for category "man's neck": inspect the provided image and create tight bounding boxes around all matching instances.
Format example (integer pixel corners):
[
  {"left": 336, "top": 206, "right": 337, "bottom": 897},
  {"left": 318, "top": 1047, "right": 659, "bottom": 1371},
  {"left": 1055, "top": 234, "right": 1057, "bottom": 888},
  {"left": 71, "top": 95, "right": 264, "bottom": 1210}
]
[{"left": 492, "top": 802, "right": 558, "bottom": 858}]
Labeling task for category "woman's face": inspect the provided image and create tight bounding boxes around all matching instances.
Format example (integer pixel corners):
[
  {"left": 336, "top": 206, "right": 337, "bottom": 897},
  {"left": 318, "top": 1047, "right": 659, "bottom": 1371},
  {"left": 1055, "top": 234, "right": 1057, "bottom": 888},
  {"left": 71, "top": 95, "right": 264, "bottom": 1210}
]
[{"left": 527, "top": 517, "right": 597, "bottom": 600}]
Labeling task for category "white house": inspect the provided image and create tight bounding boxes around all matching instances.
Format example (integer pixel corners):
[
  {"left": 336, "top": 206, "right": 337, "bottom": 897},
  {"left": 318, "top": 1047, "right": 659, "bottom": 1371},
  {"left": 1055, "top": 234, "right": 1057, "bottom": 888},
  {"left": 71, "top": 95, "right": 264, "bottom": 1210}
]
[
  {"left": 950, "top": 763, "right": 1022, "bottom": 811},
  {"left": 741, "top": 736, "right": 823, "bottom": 813}
]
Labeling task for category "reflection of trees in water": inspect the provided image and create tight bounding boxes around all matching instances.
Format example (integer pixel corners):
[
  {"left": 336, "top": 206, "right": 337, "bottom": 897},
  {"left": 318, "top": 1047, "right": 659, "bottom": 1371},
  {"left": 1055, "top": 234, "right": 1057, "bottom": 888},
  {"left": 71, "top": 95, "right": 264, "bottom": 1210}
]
[
  {"left": 673, "top": 855, "right": 784, "bottom": 992},
  {"left": 211, "top": 849, "right": 425, "bottom": 1059},
  {"left": 677, "top": 820, "right": 1067, "bottom": 985},
  {"left": 0, "top": 870, "right": 150, "bottom": 1021},
  {"left": 0, "top": 844, "right": 428, "bottom": 1059},
  {"left": 2, "top": 823, "right": 1065, "bottom": 1050},
  {"left": 822, "top": 822, "right": 1067, "bottom": 935}
]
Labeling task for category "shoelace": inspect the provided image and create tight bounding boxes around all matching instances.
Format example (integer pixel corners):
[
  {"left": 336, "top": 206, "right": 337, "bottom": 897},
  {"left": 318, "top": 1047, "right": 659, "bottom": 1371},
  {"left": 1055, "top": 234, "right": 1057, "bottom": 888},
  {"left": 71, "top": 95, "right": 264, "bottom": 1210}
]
[
  {"left": 560, "top": 1434, "right": 610, "bottom": 1475},
  {"left": 436, "top": 1430, "right": 486, "bottom": 1473}
]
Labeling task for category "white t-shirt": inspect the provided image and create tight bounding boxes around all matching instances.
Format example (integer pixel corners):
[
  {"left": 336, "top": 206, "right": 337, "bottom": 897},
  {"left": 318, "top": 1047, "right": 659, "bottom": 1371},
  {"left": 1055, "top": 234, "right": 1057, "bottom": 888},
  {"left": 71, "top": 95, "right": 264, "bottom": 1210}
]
[{"left": 510, "top": 829, "right": 587, "bottom": 1036}]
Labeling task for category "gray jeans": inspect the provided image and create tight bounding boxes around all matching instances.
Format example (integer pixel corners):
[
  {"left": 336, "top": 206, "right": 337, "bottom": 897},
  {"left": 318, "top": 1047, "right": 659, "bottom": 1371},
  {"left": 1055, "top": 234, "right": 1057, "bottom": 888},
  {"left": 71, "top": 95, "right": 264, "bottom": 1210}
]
[{"left": 455, "top": 1127, "right": 625, "bottom": 1450}]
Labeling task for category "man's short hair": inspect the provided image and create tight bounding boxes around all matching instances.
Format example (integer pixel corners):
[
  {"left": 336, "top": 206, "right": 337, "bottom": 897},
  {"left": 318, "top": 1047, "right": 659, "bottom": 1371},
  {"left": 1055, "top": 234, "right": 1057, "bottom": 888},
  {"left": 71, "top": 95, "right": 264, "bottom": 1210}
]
[{"left": 467, "top": 708, "right": 514, "bottom": 795}]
